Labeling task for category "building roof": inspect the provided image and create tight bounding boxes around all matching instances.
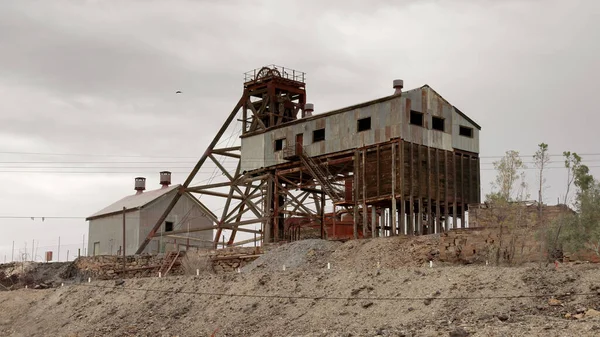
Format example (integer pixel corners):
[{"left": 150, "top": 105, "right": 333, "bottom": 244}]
[
  {"left": 86, "top": 184, "right": 180, "bottom": 220},
  {"left": 240, "top": 84, "right": 480, "bottom": 137}
]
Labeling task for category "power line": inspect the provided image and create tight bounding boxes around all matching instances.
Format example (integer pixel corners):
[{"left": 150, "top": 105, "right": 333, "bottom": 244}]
[
  {"left": 2, "top": 165, "right": 600, "bottom": 174},
  {"left": 72, "top": 282, "right": 600, "bottom": 302}
]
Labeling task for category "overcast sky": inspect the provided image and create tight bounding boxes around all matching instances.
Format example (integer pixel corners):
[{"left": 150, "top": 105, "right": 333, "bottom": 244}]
[{"left": 1, "top": 0, "right": 599, "bottom": 261}]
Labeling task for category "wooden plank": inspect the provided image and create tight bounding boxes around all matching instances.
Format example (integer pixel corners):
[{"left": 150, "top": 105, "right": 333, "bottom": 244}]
[
  {"left": 417, "top": 198, "right": 423, "bottom": 235},
  {"left": 377, "top": 144, "right": 380, "bottom": 196},
  {"left": 409, "top": 143, "right": 414, "bottom": 235},
  {"left": 427, "top": 147, "right": 432, "bottom": 235},
  {"left": 391, "top": 141, "right": 397, "bottom": 236},
  {"left": 362, "top": 149, "right": 368, "bottom": 238},
  {"left": 372, "top": 206, "right": 377, "bottom": 237},
  {"left": 435, "top": 148, "right": 441, "bottom": 234},
  {"left": 353, "top": 150, "right": 359, "bottom": 239},
  {"left": 460, "top": 153, "right": 465, "bottom": 228},
  {"left": 444, "top": 151, "right": 449, "bottom": 232},
  {"left": 399, "top": 139, "right": 405, "bottom": 235},
  {"left": 453, "top": 153, "right": 458, "bottom": 229}
]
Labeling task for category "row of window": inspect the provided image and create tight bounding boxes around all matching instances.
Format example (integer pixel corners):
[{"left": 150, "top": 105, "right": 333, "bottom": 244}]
[
  {"left": 273, "top": 112, "right": 474, "bottom": 151},
  {"left": 409, "top": 110, "right": 473, "bottom": 137}
]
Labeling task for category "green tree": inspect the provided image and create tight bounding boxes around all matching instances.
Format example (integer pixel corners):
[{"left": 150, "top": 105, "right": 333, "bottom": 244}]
[
  {"left": 549, "top": 156, "right": 600, "bottom": 259},
  {"left": 486, "top": 150, "right": 527, "bottom": 203}
]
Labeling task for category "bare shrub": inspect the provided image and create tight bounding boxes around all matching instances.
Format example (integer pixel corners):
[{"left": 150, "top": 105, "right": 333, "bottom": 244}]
[{"left": 181, "top": 251, "right": 214, "bottom": 275}]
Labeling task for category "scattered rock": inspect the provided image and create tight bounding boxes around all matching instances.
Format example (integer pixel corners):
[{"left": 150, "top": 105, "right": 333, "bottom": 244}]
[
  {"left": 497, "top": 313, "right": 509, "bottom": 322},
  {"left": 565, "top": 313, "right": 572, "bottom": 319},
  {"left": 586, "top": 309, "right": 600, "bottom": 318},
  {"left": 423, "top": 298, "right": 433, "bottom": 306},
  {"left": 548, "top": 298, "right": 562, "bottom": 306},
  {"left": 407, "top": 307, "right": 414, "bottom": 312},
  {"left": 574, "top": 314, "right": 585, "bottom": 320},
  {"left": 449, "top": 326, "right": 470, "bottom": 337},
  {"left": 361, "top": 301, "right": 374, "bottom": 309}
]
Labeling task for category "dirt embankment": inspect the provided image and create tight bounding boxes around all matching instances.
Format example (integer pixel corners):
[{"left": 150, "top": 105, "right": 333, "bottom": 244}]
[{"left": 1, "top": 237, "right": 600, "bottom": 336}]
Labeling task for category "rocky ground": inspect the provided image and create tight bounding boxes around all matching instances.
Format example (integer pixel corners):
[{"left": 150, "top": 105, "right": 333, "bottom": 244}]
[{"left": 1, "top": 237, "right": 600, "bottom": 336}]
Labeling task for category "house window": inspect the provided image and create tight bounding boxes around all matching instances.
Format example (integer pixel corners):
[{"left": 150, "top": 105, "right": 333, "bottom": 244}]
[
  {"left": 274, "top": 138, "right": 286, "bottom": 151},
  {"left": 410, "top": 110, "right": 424, "bottom": 127},
  {"left": 432, "top": 116, "right": 445, "bottom": 131},
  {"left": 459, "top": 126, "right": 474, "bottom": 138},
  {"left": 165, "top": 221, "right": 174, "bottom": 232},
  {"left": 357, "top": 117, "right": 371, "bottom": 132},
  {"left": 313, "top": 128, "right": 325, "bottom": 142}
]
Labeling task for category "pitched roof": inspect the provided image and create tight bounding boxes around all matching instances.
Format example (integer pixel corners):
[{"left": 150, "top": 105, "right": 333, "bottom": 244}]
[
  {"left": 86, "top": 184, "right": 180, "bottom": 220},
  {"left": 421, "top": 84, "right": 481, "bottom": 130}
]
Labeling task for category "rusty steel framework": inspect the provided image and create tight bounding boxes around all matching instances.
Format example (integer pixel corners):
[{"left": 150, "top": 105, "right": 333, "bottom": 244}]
[
  {"left": 135, "top": 65, "right": 482, "bottom": 254},
  {"left": 136, "top": 65, "right": 320, "bottom": 253}
]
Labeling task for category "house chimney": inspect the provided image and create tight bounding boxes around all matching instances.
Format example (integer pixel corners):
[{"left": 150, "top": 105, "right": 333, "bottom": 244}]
[
  {"left": 304, "top": 103, "right": 314, "bottom": 117},
  {"left": 393, "top": 79, "right": 404, "bottom": 95},
  {"left": 134, "top": 177, "right": 146, "bottom": 194},
  {"left": 160, "top": 171, "right": 171, "bottom": 189}
]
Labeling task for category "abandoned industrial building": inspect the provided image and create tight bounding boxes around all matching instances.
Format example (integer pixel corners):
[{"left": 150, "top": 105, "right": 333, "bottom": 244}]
[
  {"left": 125, "top": 65, "right": 481, "bottom": 253},
  {"left": 85, "top": 171, "right": 214, "bottom": 256}
]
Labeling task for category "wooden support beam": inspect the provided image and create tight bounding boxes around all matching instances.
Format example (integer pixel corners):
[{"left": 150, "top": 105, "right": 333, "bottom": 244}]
[
  {"left": 362, "top": 149, "right": 368, "bottom": 238},
  {"left": 399, "top": 139, "right": 405, "bottom": 235},
  {"left": 274, "top": 175, "right": 280, "bottom": 242},
  {"left": 391, "top": 141, "right": 397, "bottom": 236},
  {"left": 377, "top": 144, "right": 381, "bottom": 196},
  {"left": 353, "top": 149, "right": 359, "bottom": 239},
  {"left": 461, "top": 154, "right": 466, "bottom": 228},
  {"left": 435, "top": 148, "right": 441, "bottom": 234},
  {"left": 444, "top": 151, "right": 450, "bottom": 232},
  {"left": 427, "top": 147, "right": 432, "bottom": 235},
  {"left": 409, "top": 143, "right": 414, "bottom": 235},
  {"left": 371, "top": 206, "right": 377, "bottom": 238},
  {"left": 453, "top": 153, "right": 458, "bottom": 230},
  {"left": 418, "top": 198, "right": 423, "bottom": 235}
]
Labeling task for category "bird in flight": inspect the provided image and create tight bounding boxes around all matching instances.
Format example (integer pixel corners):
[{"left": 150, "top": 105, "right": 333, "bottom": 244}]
[{"left": 175, "top": 90, "right": 182, "bottom": 94}]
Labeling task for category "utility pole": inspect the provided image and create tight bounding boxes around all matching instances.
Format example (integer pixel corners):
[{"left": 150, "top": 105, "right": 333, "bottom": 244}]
[
  {"left": 58, "top": 236, "right": 61, "bottom": 262},
  {"left": 122, "top": 207, "right": 126, "bottom": 272}
]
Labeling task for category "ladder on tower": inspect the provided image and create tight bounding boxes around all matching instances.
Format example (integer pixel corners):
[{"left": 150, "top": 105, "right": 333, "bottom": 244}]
[
  {"left": 158, "top": 250, "right": 181, "bottom": 277},
  {"left": 297, "top": 147, "right": 344, "bottom": 202}
]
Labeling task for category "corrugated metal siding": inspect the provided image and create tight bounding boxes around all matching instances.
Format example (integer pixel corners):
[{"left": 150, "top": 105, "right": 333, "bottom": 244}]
[
  {"left": 88, "top": 211, "right": 140, "bottom": 256},
  {"left": 139, "top": 190, "right": 214, "bottom": 254},
  {"left": 240, "top": 87, "right": 480, "bottom": 172},
  {"left": 452, "top": 111, "right": 480, "bottom": 153},
  {"left": 241, "top": 134, "right": 266, "bottom": 172}
]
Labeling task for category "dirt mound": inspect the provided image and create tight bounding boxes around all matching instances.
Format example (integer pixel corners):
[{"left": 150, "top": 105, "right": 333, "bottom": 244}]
[
  {"left": 2, "top": 263, "right": 600, "bottom": 336},
  {"left": 242, "top": 239, "right": 341, "bottom": 272},
  {"left": 0, "top": 262, "right": 71, "bottom": 290},
  {"left": 331, "top": 234, "right": 441, "bottom": 270}
]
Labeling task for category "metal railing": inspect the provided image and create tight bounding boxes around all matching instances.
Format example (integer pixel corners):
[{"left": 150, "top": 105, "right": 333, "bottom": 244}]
[{"left": 244, "top": 65, "right": 306, "bottom": 83}]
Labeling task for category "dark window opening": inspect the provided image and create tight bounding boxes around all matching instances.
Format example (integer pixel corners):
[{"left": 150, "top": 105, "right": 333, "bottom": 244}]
[
  {"left": 275, "top": 138, "right": 285, "bottom": 151},
  {"left": 432, "top": 116, "right": 445, "bottom": 131},
  {"left": 165, "top": 221, "right": 173, "bottom": 232},
  {"left": 410, "top": 110, "right": 424, "bottom": 127},
  {"left": 313, "top": 128, "right": 325, "bottom": 142},
  {"left": 357, "top": 117, "right": 371, "bottom": 132},
  {"left": 459, "top": 126, "right": 473, "bottom": 138}
]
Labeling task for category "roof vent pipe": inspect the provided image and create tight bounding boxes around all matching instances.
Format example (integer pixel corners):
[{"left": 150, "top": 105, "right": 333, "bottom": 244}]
[
  {"left": 393, "top": 79, "right": 404, "bottom": 95},
  {"left": 134, "top": 177, "right": 146, "bottom": 194},
  {"left": 304, "top": 103, "right": 314, "bottom": 117},
  {"left": 160, "top": 171, "right": 171, "bottom": 189}
]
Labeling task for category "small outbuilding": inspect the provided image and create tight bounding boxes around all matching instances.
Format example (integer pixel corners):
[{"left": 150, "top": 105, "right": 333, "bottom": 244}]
[{"left": 85, "top": 171, "right": 214, "bottom": 256}]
